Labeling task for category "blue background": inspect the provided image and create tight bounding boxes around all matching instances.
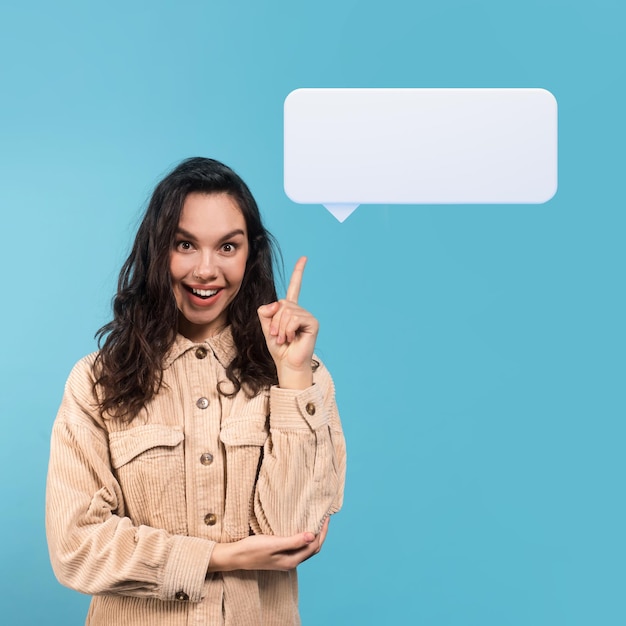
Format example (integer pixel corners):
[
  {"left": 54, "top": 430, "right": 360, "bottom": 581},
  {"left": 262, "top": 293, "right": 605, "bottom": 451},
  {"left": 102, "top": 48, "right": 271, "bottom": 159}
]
[{"left": 1, "top": 1, "right": 624, "bottom": 624}]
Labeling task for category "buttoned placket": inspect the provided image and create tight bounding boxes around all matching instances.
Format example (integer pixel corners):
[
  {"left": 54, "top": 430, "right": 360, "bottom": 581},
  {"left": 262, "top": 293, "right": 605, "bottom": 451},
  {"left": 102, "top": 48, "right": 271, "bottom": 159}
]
[
  {"left": 177, "top": 344, "right": 225, "bottom": 545},
  {"left": 167, "top": 343, "right": 226, "bottom": 622}
]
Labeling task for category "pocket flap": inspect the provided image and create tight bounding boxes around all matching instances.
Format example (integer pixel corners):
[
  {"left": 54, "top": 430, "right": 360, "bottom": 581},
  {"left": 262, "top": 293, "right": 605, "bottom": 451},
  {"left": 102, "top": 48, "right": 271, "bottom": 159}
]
[
  {"left": 109, "top": 425, "right": 184, "bottom": 468},
  {"left": 220, "top": 416, "right": 268, "bottom": 447}
]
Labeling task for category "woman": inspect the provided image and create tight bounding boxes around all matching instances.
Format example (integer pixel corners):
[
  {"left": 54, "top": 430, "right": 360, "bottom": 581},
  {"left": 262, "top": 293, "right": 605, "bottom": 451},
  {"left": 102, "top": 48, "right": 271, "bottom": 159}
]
[{"left": 46, "top": 157, "right": 346, "bottom": 625}]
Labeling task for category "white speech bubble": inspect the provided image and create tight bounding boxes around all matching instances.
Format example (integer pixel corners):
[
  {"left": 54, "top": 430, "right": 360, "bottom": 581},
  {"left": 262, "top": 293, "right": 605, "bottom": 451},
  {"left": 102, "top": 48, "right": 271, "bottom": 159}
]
[{"left": 284, "top": 88, "right": 558, "bottom": 222}]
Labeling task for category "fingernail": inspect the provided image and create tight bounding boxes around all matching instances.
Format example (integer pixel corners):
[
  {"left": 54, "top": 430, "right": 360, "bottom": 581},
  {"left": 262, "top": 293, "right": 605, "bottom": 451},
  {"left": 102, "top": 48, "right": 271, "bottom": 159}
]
[{"left": 303, "top": 532, "right": 315, "bottom": 542}]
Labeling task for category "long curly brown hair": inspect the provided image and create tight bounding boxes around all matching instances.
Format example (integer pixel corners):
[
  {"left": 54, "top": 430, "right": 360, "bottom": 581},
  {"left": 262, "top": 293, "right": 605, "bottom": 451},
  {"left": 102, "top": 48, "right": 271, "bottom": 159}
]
[{"left": 94, "top": 157, "right": 280, "bottom": 419}]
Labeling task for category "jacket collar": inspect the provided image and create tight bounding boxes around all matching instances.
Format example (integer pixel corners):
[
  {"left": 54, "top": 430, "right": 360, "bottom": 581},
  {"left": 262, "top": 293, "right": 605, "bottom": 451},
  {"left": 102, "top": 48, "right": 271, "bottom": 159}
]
[{"left": 163, "top": 325, "right": 236, "bottom": 370}]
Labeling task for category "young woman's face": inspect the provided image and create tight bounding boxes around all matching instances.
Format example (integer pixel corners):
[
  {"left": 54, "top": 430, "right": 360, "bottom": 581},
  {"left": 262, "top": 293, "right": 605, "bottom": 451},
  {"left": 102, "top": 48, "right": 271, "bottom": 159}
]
[{"left": 170, "top": 192, "right": 249, "bottom": 341}]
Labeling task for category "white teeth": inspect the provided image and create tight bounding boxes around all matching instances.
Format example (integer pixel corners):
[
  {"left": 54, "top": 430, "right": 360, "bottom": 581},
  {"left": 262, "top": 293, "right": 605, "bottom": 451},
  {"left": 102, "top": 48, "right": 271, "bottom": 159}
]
[{"left": 192, "top": 288, "right": 218, "bottom": 297}]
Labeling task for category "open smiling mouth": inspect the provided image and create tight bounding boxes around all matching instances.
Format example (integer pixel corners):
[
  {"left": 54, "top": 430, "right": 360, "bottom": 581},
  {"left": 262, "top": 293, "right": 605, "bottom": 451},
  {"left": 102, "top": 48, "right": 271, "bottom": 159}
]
[{"left": 185, "top": 286, "right": 220, "bottom": 299}]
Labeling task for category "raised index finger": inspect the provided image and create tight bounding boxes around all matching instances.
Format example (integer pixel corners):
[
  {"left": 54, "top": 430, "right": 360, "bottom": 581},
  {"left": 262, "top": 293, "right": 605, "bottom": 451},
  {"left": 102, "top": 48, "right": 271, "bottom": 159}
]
[{"left": 286, "top": 256, "right": 307, "bottom": 303}]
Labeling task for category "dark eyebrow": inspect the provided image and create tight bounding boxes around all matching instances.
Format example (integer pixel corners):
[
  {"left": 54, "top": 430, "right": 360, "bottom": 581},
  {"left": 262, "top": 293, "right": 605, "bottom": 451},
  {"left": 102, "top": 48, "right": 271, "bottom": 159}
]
[
  {"left": 175, "top": 227, "right": 197, "bottom": 240},
  {"left": 218, "top": 229, "right": 246, "bottom": 242}
]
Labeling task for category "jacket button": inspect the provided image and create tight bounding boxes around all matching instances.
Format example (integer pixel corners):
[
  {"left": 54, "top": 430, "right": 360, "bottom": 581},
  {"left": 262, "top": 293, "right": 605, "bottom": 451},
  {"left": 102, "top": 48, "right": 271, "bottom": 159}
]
[
  {"left": 200, "top": 452, "right": 214, "bottom": 466},
  {"left": 175, "top": 591, "right": 189, "bottom": 601},
  {"left": 195, "top": 347, "right": 208, "bottom": 359},
  {"left": 196, "top": 397, "right": 209, "bottom": 409},
  {"left": 204, "top": 513, "right": 217, "bottom": 526},
  {"left": 305, "top": 402, "right": 316, "bottom": 416}
]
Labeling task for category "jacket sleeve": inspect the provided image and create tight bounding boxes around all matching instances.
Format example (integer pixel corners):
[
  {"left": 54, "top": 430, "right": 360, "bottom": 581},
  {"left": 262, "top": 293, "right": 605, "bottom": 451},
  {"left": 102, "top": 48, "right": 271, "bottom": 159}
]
[
  {"left": 251, "top": 359, "right": 347, "bottom": 536},
  {"left": 45, "top": 356, "right": 214, "bottom": 602}
]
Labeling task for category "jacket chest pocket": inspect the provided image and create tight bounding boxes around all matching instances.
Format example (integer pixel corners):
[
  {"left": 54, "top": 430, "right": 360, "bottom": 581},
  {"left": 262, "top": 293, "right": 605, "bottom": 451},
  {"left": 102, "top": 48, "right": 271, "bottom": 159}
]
[
  {"left": 219, "top": 419, "right": 268, "bottom": 540},
  {"left": 109, "top": 425, "right": 187, "bottom": 534}
]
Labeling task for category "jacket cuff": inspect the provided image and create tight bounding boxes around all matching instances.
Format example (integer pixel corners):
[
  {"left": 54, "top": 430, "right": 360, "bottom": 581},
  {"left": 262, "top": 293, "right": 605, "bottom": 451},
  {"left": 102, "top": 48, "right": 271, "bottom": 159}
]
[
  {"left": 161, "top": 535, "right": 215, "bottom": 603},
  {"left": 269, "top": 384, "right": 328, "bottom": 431}
]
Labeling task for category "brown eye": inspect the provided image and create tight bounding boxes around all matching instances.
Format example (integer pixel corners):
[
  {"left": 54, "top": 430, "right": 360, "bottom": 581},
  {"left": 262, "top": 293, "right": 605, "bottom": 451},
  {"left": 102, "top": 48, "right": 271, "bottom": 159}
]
[{"left": 222, "top": 243, "right": 235, "bottom": 253}]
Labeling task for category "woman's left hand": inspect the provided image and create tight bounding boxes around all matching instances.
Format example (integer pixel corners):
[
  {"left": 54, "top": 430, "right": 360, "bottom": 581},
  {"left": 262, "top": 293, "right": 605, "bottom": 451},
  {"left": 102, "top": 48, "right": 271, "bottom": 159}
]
[{"left": 257, "top": 257, "right": 319, "bottom": 390}]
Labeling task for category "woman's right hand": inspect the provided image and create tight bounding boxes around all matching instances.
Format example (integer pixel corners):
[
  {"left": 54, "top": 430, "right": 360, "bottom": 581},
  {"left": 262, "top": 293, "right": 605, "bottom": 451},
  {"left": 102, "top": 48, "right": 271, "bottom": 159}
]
[
  {"left": 207, "top": 518, "right": 330, "bottom": 573},
  {"left": 257, "top": 257, "right": 319, "bottom": 390}
]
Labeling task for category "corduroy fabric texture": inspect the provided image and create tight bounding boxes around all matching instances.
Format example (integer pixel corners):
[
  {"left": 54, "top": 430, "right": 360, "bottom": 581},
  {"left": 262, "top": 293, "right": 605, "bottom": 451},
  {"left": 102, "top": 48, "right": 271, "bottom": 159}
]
[{"left": 46, "top": 326, "right": 346, "bottom": 625}]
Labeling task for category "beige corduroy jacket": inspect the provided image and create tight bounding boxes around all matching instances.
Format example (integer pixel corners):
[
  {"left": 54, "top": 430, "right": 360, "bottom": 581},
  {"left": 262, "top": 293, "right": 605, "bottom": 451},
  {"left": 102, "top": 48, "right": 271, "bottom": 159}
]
[{"left": 46, "top": 327, "right": 346, "bottom": 625}]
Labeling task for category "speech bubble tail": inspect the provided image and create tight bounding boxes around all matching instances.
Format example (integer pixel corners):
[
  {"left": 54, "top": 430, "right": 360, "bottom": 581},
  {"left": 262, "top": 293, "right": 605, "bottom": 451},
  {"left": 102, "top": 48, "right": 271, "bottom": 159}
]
[{"left": 323, "top": 203, "right": 359, "bottom": 222}]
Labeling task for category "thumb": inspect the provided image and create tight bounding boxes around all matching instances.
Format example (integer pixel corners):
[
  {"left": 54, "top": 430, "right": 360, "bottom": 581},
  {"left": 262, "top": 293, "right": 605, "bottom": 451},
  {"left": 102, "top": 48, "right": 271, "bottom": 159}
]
[
  {"left": 257, "top": 301, "right": 279, "bottom": 319},
  {"left": 257, "top": 302, "right": 279, "bottom": 337},
  {"left": 288, "top": 531, "right": 316, "bottom": 549}
]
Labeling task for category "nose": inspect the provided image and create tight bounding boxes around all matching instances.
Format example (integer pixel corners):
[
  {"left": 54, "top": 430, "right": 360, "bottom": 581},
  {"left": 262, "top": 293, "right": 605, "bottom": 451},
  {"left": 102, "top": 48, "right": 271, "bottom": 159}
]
[{"left": 193, "top": 250, "right": 218, "bottom": 281}]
